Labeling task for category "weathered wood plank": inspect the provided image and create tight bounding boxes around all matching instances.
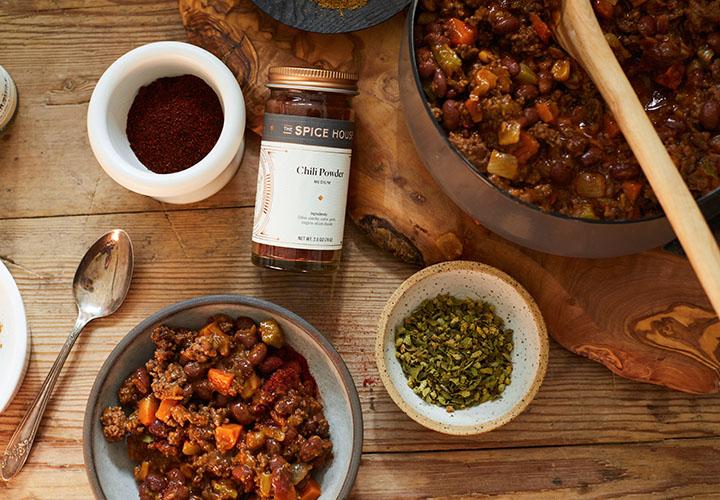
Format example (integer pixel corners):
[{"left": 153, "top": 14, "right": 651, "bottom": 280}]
[
  {"left": 1, "top": 209, "right": 720, "bottom": 462},
  {"left": 352, "top": 439, "right": 720, "bottom": 499},
  {"left": 3, "top": 436, "right": 720, "bottom": 498}
]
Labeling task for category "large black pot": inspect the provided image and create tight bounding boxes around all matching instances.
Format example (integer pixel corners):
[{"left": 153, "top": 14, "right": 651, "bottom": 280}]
[{"left": 399, "top": 1, "right": 720, "bottom": 258}]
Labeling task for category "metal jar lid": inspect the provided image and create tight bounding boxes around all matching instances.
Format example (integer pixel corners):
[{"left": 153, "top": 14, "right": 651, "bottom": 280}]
[
  {"left": 267, "top": 66, "right": 359, "bottom": 95},
  {"left": 0, "top": 65, "right": 17, "bottom": 132}
]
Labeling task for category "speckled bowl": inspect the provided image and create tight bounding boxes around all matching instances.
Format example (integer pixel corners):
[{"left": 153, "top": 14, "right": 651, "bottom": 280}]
[
  {"left": 84, "top": 295, "right": 362, "bottom": 500},
  {"left": 376, "top": 261, "right": 549, "bottom": 435}
]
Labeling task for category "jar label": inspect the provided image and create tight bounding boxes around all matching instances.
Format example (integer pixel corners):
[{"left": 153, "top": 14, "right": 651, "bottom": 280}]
[
  {"left": 0, "top": 66, "right": 17, "bottom": 131},
  {"left": 252, "top": 114, "right": 354, "bottom": 252}
]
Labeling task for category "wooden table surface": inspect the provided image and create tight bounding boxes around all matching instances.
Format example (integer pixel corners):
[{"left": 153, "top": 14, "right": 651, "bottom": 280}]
[{"left": 1, "top": 2, "right": 720, "bottom": 498}]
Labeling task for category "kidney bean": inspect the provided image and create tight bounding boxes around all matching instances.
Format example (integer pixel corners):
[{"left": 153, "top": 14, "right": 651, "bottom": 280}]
[
  {"left": 710, "top": 135, "right": 720, "bottom": 153},
  {"left": 609, "top": 162, "right": 640, "bottom": 180},
  {"left": 637, "top": 16, "right": 656, "bottom": 37},
  {"left": 248, "top": 342, "right": 268, "bottom": 366},
  {"left": 299, "top": 435, "right": 325, "bottom": 462},
  {"left": 132, "top": 368, "right": 150, "bottom": 395},
  {"left": 708, "top": 33, "right": 720, "bottom": 53},
  {"left": 522, "top": 107, "right": 540, "bottom": 127},
  {"left": 166, "top": 485, "right": 190, "bottom": 500},
  {"left": 442, "top": 99, "right": 462, "bottom": 130},
  {"left": 515, "top": 84, "right": 539, "bottom": 103},
  {"left": 259, "top": 356, "right": 284, "bottom": 374},
  {"left": 549, "top": 161, "right": 574, "bottom": 185},
  {"left": 144, "top": 472, "right": 167, "bottom": 493},
  {"left": 425, "top": 19, "right": 442, "bottom": 33},
  {"left": 416, "top": 48, "right": 438, "bottom": 80},
  {"left": 215, "top": 393, "right": 230, "bottom": 406},
  {"left": 665, "top": 116, "right": 686, "bottom": 131},
  {"left": 167, "top": 468, "right": 185, "bottom": 484},
  {"left": 538, "top": 72, "right": 554, "bottom": 94},
  {"left": 431, "top": 68, "right": 448, "bottom": 98},
  {"left": 183, "top": 362, "right": 205, "bottom": 380},
  {"left": 580, "top": 147, "right": 603, "bottom": 167},
  {"left": 501, "top": 56, "right": 520, "bottom": 76},
  {"left": 492, "top": 15, "right": 520, "bottom": 35},
  {"left": 193, "top": 379, "right": 214, "bottom": 400},
  {"left": 647, "top": 39, "right": 682, "bottom": 66},
  {"left": 235, "top": 316, "right": 257, "bottom": 335},
  {"left": 700, "top": 101, "right": 720, "bottom": 131},
  {"left": 265, "top": 438, "right": 281, "bottom": 456},
  {"left": 230, "top": 402, "right": 254, "bottom": 425},
  {"left": 148, "top": 419, "right": 168, "bottom": 438},
  {"left": 424, "top": 32, "right": 449, "bottom": 47}
]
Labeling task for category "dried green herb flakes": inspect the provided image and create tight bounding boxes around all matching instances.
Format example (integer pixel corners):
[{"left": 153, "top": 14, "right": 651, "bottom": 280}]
[{"left": 395, "top": 295, "right": 513, "bottom": 412}]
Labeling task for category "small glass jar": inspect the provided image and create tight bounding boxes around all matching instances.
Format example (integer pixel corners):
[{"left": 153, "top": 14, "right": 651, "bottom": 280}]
[{"left": 251, "top": 67, "right": 359, "bottom": 272}]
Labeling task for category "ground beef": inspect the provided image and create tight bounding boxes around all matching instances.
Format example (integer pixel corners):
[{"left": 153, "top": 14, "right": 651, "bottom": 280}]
[
  {"left": 416, "top": 0, "right": 720, "bottom": 220},
  {"left": 101, "top": 317, "right": 332, "bottom": 500}
]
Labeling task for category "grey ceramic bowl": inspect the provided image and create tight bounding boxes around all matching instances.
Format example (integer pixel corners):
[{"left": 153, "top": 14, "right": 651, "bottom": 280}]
[{"left": 84, "top": 295, "right": 362, "bottom": 500}]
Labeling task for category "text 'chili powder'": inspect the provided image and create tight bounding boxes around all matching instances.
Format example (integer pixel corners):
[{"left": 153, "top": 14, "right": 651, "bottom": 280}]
[{"left": 126, "top": 74, "right": 223, "bottom": 174}]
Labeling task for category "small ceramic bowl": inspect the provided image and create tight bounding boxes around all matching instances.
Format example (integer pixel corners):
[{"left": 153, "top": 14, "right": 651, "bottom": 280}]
[
  {"left": 87, "top": 42, "right": 246, "bottom": 204},
  {"left": 0, "top": 260, "right": 29, "bottom": 413},
  {"left": 376, "top": 261, "right": 549, "bottom": 435},
  {"left": 84, "top": 295, "right": 362, "bottom": 499}
]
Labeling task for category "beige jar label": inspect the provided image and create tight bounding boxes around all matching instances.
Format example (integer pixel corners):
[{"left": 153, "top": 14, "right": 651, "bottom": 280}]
[
  {"left": 252, "top": 137, "right": 352, "bottom": 252},
  {"left": 0, "top": 65, "right": 17, "bottom": 131}
]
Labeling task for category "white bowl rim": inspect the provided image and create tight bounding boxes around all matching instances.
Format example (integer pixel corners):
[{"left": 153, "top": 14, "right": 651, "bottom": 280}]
[
  {"left": 87, "top": 41, "right": 246, "bottom": 197},
  {"left": 0, "top": 260, "right": 29, "bottom": 413},
  {"left": 375, "top": 260, "right": 549, "bottom": 436},
  {"left": 83, "top": 294, "right": 363, "bottom": 499}
]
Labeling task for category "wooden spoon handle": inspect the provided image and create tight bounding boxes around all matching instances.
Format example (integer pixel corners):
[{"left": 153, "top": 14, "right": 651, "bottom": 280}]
[{"left": 555, "top": 0, "right": 720, "bottom": 316}]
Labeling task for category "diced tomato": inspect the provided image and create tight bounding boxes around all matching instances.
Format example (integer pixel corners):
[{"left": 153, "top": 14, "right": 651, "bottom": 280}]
[
  {"left": 446, "top": 18, "right": 477, "bottom": 46},
  {"left": 603, "top": 114, "right": 622, "bottom": 139},
  {"left": 137, "top": 396, "right": 158, "bottom": 427},
  {"left": 529, "top": 13, "right": 552, "bottom": 44},
  {"left": 535, "top": 101, "right": 558, "bottom": 123},
  {"left": 155, "top": 399, "right": 179, "bottom": 423},
  {"left": 208, "top": 368, "right": 235, "bottom": 395},
  {"left": 511, "top": 133, "right": 541, "bottom": 164},
  {"left": 465, "top": 96, "right": 483, "bottom": 123},
  {"left": 655, "top": 64, "right": 685, "bottom": 90},
  {"left": 622, "top": 181, "right": 643, "bottom": 204},
  {"left": 215, "top": 424, "right": 243, "bottom": 452},
  {"left": 299, "top": 478, "right": 322, "bottom": 500}
]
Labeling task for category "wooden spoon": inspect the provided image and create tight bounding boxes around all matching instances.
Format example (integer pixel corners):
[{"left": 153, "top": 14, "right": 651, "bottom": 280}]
[{"left": 551, "top": 0, "right": 720, "bottom": 316}]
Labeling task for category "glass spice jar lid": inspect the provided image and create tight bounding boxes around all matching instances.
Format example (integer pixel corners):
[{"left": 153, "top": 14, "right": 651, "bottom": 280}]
[{"left": 267, "top": 66, "right": 359, "bottom": 94}]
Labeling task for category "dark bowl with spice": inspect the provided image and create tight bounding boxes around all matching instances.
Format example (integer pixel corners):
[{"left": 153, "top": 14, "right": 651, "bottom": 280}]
[
  {"left": 88, "top": 42, "right": 246, "bottom": 204},
  {"left": 251, "top": 0, "right": 411, "bottom": 34},
  {"left": 400, "top": 0, "right": 720, "bottom": 257},
  {"left": 84, "top": 295, "right": 363, "bottom": 499},
  {"left": 376, "top": 261, "right": 548, "bottom": 435}
]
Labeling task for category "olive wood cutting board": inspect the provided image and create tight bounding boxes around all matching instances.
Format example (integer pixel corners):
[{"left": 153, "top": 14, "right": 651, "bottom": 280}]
[{"left": 179, "top": 0, "right": 720, "bottom": 394}]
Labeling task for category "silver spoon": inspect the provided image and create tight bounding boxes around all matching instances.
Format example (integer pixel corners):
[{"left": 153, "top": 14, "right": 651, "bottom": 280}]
[{"left": 1, "top": 229, "right": 134, "bottom": 481}]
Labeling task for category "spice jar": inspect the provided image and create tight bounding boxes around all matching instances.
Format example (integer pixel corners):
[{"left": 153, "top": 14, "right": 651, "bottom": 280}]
[
  {"left": 252, "top": 67, "right": 359, "bottom": 272},
  {"left": 0, "top": 65, "right": 18, "bottom": 133}
]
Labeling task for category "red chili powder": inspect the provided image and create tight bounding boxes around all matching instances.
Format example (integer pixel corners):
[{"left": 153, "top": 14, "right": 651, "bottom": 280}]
[{"left": 126, "top": 74, "right": 224, "bottom": 174}]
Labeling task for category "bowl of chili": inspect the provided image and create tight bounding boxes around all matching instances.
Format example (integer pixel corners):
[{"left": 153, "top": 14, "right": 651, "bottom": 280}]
[
  {"left": 84, "top": 295, "right": 363, "bottom": 499},
  {"left": 400, "top": 0, "right": 720, "bottom": 257},
  {"left": 88, "top": 42, "right": 246, "bottom": 204}
]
